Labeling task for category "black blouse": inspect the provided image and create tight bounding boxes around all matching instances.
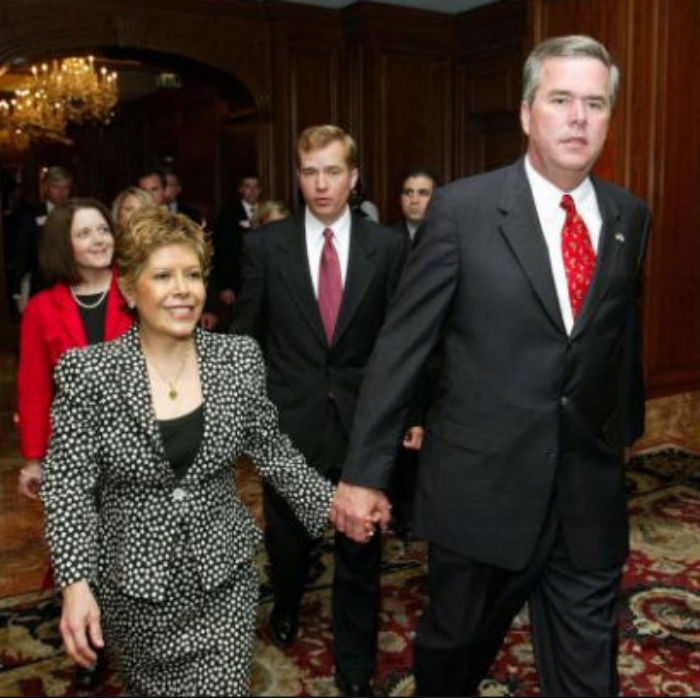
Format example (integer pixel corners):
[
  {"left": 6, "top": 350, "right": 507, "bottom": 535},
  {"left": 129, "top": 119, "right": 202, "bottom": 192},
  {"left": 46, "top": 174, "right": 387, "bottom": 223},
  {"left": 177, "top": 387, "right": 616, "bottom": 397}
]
[
  {"left": 157, "top": 404, "right": 204, "bottom": 482},
  {"left": 75, "top": 293, "right": 108, "bottom": 345}
]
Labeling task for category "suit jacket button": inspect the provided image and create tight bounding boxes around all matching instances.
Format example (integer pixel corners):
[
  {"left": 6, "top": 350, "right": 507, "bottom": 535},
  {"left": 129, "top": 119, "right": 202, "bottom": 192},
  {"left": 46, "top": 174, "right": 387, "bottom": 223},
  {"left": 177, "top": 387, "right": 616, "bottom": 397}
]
[
  {"left": 327, "top": 391, "right": 335, "bottom": 400},
  {"left": 172, "top": 487, "right": 187, "bottom": 502},
  {"left": 560, "top": 396, "right": 569, "bottom": 407}
]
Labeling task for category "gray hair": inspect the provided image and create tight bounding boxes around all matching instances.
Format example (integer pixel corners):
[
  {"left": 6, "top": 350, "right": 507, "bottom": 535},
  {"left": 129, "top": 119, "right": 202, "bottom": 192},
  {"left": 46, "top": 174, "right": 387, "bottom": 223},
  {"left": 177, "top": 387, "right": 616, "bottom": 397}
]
[
  {"left": 522, "top": 35, "right": 619, "bottom": 108},
  {"left": 45, "top": 165, "right": 72, "bottom": 183}
]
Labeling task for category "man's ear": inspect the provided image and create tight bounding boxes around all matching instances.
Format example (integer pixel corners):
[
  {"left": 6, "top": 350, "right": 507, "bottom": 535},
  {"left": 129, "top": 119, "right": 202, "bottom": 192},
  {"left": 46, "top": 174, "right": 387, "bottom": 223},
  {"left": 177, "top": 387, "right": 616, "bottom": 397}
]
[
  {"left": 520, "top": 100, "right": 531, "bottom": 136},
  {"left": 350, "top": 168, "right": 359, "bottom": 190}
]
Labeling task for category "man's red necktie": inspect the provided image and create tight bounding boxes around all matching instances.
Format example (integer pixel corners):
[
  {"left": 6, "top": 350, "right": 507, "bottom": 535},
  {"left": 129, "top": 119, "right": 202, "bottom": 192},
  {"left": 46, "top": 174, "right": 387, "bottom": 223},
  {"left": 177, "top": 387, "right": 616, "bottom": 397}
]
[
  {"left": 318, "top": 228, "right": 342, "bottom": 344},
  {"left": 560, "top": 194, "right": 596, "bottom": 318}
]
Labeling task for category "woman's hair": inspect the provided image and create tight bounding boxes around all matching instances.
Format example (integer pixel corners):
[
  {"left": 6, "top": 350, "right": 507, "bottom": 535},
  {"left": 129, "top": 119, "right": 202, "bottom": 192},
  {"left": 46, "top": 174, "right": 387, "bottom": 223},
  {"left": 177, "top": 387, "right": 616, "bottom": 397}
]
[
  {"left": 39, "top": 198, "right": 115, "bottom": 287},
  {"left": 253, "top": 200, "right": 290, "bottom": 227},
  {"left": 116, "top": 206, "right": 212, "bottom": 299},
  {"left": 111, "top": 186, "right": 154, "bottom": 230}
]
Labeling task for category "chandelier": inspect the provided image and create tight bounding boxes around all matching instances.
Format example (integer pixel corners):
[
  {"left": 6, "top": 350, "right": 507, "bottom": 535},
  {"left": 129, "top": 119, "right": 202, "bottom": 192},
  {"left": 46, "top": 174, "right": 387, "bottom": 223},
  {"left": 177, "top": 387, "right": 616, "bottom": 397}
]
[{"left": 0, "top": 55, "right": 118, "bottom": 149}]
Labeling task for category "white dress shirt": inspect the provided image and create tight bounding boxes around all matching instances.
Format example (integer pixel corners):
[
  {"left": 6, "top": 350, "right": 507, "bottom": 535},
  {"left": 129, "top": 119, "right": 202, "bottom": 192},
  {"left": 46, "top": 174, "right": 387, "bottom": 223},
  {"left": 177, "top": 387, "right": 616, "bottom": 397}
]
[
  {"left": 524, "top": 156, "right": 602, "bottom": 334},
  {"left": 242, "top": 200, "right": 256, "bottom": 223},
  {"left": 305, "top": 206, "right": 351, "bottom": 297}
]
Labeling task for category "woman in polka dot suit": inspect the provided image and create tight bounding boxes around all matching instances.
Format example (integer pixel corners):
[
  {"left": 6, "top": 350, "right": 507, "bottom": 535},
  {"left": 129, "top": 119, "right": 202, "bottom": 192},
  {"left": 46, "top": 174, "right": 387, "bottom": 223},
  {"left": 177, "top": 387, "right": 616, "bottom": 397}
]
[{"left": 41, "top": 207, "right": 336, "bottom": 696}]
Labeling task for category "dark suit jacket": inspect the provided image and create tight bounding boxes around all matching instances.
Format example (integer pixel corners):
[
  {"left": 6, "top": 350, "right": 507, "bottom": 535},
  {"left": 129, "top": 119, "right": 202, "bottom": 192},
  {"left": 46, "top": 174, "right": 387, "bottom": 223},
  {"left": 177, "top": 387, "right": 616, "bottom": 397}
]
[
  {"left": 174, "top": 200, "right": 202, "bottom": 224},
  {"left": 213, "top": 199, "right": 251, "bottom": 295},
  {"left": 231, "top": 213, "right": 408, "bottom": 474},
  {"left": 13, "top": 201, "right": 49, "bottom": 295},
  {"left": 342, "top": 159, "right": 650, "bottom": 572}
]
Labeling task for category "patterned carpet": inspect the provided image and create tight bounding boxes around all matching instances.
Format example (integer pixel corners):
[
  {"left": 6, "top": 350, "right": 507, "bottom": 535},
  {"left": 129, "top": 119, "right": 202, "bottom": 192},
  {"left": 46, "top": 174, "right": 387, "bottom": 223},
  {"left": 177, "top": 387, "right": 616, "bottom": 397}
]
[{"left": 0, "top": 448, "right": 697, "bottom": 697}]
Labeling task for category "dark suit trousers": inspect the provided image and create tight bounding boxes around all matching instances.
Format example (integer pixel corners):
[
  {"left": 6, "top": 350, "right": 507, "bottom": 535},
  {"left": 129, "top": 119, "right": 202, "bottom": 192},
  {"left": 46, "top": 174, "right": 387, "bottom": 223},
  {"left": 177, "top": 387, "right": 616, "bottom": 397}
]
[
  {"left": 263, "top": 400, "right": 382, "bottom": 685},
  {"left": 414, "top": 500, "right": 622, "bottom": 697}
]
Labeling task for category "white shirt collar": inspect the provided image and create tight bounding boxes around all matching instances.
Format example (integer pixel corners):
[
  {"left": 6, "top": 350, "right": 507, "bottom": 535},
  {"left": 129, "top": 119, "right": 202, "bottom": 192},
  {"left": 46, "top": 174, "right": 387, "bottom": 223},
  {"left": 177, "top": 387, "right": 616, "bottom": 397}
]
[
  {"left": 304, "top": 205, "right": 351, "bottom": 245},
  {"left": 524, "top": 155, "right": 595, "bottom": 219}
]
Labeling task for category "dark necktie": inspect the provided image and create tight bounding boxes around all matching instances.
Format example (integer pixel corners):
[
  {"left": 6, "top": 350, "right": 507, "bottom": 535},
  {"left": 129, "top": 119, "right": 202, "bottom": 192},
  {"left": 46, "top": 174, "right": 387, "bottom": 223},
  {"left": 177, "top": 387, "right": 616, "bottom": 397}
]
[
  {"left": 560, "top": 194, "right": 596, "bottom": 318},
  {"left": 318, "top": 228, "right": 342, "bottom": 344}
]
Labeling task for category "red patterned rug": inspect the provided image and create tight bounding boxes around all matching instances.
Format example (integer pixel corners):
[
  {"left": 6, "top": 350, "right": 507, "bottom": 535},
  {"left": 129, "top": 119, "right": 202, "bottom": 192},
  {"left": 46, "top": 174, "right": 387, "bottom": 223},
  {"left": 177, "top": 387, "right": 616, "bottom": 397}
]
[{"left": 0, "top": 448, "right": 697, "bottom": 696}]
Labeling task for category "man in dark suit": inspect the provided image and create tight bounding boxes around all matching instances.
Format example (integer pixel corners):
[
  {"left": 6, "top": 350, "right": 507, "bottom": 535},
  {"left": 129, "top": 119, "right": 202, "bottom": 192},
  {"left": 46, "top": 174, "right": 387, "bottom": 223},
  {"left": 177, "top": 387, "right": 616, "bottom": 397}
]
[
  {"left": 231, "top": 125, "right": 408, "bottom": 695},
  {"left": 390, "top": 167, "right": 439, "bottom": 246},
  {"left": 137, "top": 167, "right": 167, "bottom": 206},
  {"left": 162, "top": 168, "right": 202, "bottom": 224},
  {"left": 332, "top": 36, "right": 650, "bottom": 697},
  {"left": 213, "top": 173, "right": 262, "bottom": 306},
  {"left": 388, "top": 167, "right": 439, "bottom": 537},
  {"left": 12, "top": 165, "right": 72, "bottom": 305}
]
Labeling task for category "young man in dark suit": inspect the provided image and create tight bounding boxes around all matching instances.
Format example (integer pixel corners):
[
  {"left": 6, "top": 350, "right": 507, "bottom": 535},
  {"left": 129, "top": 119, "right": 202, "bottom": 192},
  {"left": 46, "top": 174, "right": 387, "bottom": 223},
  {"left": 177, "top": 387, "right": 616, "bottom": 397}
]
[
  {"left": 333, "top": 36, "right": 650, "bottom": 697},
  {"left": 231, "top": 125, "right": 409, "bottom": 695}
]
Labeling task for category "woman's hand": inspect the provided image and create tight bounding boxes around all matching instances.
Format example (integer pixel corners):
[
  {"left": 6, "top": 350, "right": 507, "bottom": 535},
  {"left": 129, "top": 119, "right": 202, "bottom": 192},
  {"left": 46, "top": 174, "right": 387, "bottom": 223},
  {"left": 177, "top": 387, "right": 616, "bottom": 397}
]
[
  {"left": 60, "top": 580, "right": 104, "bottom": 668},
  {"left": 18, "top": 459, "right": 42, "bottom": 499}
]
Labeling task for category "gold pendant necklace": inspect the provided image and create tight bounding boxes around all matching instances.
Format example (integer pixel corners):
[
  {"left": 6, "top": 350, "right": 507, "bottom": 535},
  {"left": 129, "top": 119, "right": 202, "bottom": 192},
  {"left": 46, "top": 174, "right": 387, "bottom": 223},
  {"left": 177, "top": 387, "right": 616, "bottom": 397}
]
[{"left": 141, "top": 337, "right": 191, "bottom": 400}]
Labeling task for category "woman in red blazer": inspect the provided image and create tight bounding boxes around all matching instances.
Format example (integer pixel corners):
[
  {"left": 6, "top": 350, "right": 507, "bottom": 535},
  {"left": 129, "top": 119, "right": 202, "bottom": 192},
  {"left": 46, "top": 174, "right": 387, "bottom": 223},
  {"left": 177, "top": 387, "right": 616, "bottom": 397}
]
[{"left": 17, "top": 198, "right": 133, "bottom": 498}]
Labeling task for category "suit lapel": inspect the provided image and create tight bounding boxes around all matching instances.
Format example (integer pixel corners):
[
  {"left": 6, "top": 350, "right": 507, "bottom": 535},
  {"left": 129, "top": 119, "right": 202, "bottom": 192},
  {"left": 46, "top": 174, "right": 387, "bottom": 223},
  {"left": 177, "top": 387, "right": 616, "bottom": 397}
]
[
  {"left": 276, "top": 218, "right": 327, "bottom": 345},
  {"left": 498, "top": 162, "right": 566, "bottom": 334},
  {"left": 570, "top": 178, "right": 625, "bottom": 339},
  {"left": 332, "top": 216, "right": 377, "bottom": 346},
  {"left": 116, "top": 326, "right": 167, "bottom": 463}
]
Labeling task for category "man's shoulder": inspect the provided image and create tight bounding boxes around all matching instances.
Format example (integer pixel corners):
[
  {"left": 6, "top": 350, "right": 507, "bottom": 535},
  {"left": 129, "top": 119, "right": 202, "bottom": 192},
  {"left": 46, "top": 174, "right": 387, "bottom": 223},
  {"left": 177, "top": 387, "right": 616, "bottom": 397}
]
[
  {"left": 353, "top": 214, "right": 404, "bottom": 243},
  {"left": 441, "top": 162, "right": 516, "bottom": 200},
  {"left": 593, "top": 177, "right": 650, "bottom": 214},
  {"left": 389, "top": 219, "right": 409, "bottom": 237}
]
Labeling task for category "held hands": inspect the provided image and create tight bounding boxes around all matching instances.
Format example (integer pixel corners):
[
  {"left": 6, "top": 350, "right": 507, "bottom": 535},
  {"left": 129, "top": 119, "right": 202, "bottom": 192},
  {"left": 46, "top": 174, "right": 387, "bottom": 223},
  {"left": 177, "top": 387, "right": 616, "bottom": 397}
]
[
  {"left": 330, "top": 481, "right": 391, "bottom": 544},
  {"left": 18, "top": 459, "right": 42, "bottom": 499},
  {"left": 60, "top": 580, "right": 104, "bottom": 668},
  {"left": 403, "top": 426, "right": 424, "bottom": 450}
]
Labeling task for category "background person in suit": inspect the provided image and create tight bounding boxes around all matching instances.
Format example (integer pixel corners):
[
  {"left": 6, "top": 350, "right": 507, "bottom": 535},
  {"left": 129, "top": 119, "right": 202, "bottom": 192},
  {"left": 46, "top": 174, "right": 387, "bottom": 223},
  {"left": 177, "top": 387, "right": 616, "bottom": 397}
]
[
  {"left": 231, "top": 124, "right": 410, "bottom": 696},
  {"left": 12, "top": 165, "right": 73, "bottom": 306},
  {"left": 390, "top": 167, "right": 439, "bottom": 246},
  {"left": 213, "top": 173, "right": 262, "bottom": 306},
  {"left": 388, "top": 167, "right": 440, "bottom": 538},
  {"left": 332, "top": 35, "right": 650, "bottom": 697},
  {"left": 162, "top": 166, "right": 202, "bottom": 224},
  {"left": 137, "top": 167, "right": 167, "bottom": 207},
  {"left": 41, "top": 207, "right": 334, "bottom": 696}
]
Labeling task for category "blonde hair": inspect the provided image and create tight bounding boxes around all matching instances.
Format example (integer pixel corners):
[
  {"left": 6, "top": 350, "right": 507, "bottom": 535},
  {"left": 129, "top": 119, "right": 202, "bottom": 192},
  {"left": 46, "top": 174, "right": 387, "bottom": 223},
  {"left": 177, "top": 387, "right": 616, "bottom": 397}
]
[
  {"left": 296, "top": 124, "right": 357, "bottom": 168},
  {"left": 116, "top": 206, "right": 211, "bottom": 298},
  {"left": 111, "top": 187, "right": 154, "bottom": 230},
  {"left": 253, "top": 200, "right": 291, "bottom": 227}
]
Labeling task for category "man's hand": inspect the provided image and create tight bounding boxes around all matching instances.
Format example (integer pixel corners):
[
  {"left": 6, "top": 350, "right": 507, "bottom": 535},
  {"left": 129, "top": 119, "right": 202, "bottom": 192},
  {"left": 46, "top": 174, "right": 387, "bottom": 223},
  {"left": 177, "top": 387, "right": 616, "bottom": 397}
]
[
  {"left": 60, "top": 580, "right": 104, "bottom": 668},
  {"left": 18, "top": 459, "right": 42, "bottom": 499},
  {"left": 402, "top": 426, "right": 424, "bottom": 450},
  {"left": 201, "top": 312, "right": 218, "bottom": 330},
  {"left": 330, "top": 481, "right": 391, "bottom": 543},
  {"left": 219, "top": 289, "right": 236, "bottom": 305}
]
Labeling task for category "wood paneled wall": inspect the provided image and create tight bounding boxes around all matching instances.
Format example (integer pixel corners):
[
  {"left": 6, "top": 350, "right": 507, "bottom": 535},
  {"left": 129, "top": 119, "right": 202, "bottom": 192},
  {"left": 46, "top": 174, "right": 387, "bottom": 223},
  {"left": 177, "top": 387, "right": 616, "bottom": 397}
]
[
  {"left": 532, "top": 0, "right": 700, "bottom": 397},
  {"left": 0, "top": 0, "right": 697, "bottom": 398}
]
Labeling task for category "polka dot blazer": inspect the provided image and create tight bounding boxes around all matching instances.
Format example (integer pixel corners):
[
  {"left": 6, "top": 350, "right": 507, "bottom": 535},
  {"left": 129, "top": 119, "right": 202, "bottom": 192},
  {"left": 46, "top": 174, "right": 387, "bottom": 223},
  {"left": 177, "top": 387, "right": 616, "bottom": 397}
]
[{"left": 41, "top": 325, "right": 335, "bottom": 601}]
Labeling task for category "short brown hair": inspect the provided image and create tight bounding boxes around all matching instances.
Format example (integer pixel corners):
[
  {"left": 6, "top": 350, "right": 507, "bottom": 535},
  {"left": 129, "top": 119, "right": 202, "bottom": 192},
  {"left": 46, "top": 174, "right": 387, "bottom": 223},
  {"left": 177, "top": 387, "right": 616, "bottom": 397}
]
[
  {"left": 296, "top": 124, "right": 357, "bottom": 169},
  {"left": 39, "top": 198, "right": 114, "bottom": 287},
  {"left": 116, "top": 206, "right": 212, "bottom": 300}
]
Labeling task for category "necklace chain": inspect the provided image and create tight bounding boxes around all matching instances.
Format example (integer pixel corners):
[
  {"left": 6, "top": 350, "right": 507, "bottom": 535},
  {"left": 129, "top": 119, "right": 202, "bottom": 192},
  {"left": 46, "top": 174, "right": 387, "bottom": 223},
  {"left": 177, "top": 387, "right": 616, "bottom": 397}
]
[
  {"left": 141, "top": 338, "right": 192, "bottom": 400},
  {"left": 70, "top": 287, "right": 108, "bottom": 309}
]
